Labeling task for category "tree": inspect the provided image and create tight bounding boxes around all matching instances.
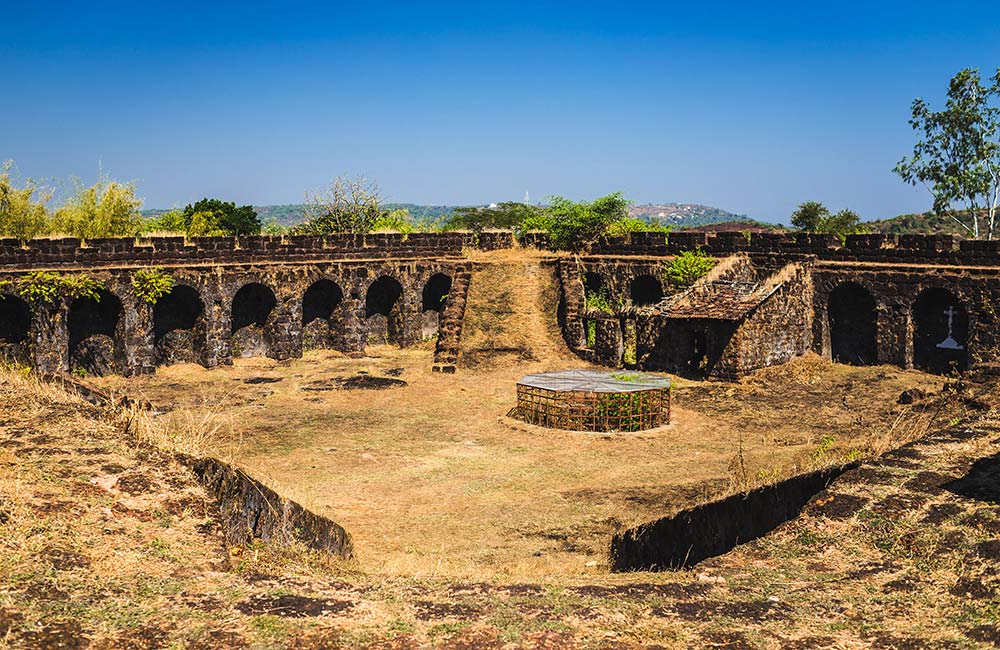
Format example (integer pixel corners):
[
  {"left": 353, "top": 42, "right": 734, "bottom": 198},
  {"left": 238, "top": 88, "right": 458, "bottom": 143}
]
[
  {"left": 51, "top": 179, "right": 143, "bottom": 238},
  {"left": 791, "top": 201, "right": 830, "bottom": 231},
  {"left": 0, "top": 161, "right": 51, "bottom": 240},
  {"left": 546, "top": 192, "right": 630, "bottom": 250},
  {"left": 141, "top": 209, "right": 186, "bottom": 234},
  {"left": 370, "top": 208, "right": 414, "bottom": 233},
  {"left": 894, "top": 68, "right": 1000, "bottom": 239},
  {"left": 606, "top": 216, "right": 669, "bottom": 237},
  {"left": 445, "top": 201, "right": 542, "bottom": 232},
  {"left": 791, "top": 201, "right": 865, "bottom": 238},
  {"left": 822, "top": 209, "right": 864, "bottom": 238},
  {"left": 294, "top": 176, "right": 384, "bottom": 234},
  {"left": 182, "top": 199, "right": 260, "bottom": 236}
]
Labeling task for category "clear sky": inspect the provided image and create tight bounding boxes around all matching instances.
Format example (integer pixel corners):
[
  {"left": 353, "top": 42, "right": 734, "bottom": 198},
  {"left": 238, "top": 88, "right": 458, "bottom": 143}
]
[{"left": 4, "top": 1, "right": 1000, "bottom": 223}]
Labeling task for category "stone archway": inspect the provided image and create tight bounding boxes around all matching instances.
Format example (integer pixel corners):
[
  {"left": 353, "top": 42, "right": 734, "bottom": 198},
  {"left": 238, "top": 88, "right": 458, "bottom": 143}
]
[
  {"left": 0, "top": 295, "right": 31, "bottom": 363},
  {"left": 68, "top": 289, "right": 122, "bottom": 376},
  {"left": 828, "top": 282, "right": 878, "bottom": 365},
  {"left": 630, "top": 275, "right": 663, "bottom": 307},
  {"left": 421, "top": 273, "right": 451, "bottom": 338},
  {"left": 366, "top": 276, "right": 404, "bottom": 345},
  {"left": 154, "top": 285, "right": 205, "bottom": 366},
  {"left": 231, "top": 283, "right": 277, "bottom": 358},
  {"left": 913, "top": 288, "right": 968, "bottom": 374},
  {"left": 302, "top": 279, "right": 345, "bottom": 351}
]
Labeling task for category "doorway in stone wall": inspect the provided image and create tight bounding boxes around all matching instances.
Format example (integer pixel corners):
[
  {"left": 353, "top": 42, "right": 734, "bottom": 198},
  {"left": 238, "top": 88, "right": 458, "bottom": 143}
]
[
  {"left": 913, "top": 288, "right": 968, "bottom": 374},
  {"left": 828, "top": 282, "right": 878, "bottom": 365}
]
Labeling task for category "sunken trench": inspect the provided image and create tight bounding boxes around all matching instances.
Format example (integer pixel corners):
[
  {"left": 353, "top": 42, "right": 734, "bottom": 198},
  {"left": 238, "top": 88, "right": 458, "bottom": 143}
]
[{"left": 609, "top": 463, "right": 856, "bottom": 571}]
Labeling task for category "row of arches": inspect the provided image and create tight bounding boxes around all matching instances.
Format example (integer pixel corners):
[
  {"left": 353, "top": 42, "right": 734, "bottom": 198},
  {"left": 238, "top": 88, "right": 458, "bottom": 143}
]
[
  {"left": 0, "top": 273, "right": 453, "bottom": 375},
  {"left": 828, "top": 282, "right": 969, "bottom": 374},
  {"left": 583, "top": 272, "right": 664, "bottom": 308}
]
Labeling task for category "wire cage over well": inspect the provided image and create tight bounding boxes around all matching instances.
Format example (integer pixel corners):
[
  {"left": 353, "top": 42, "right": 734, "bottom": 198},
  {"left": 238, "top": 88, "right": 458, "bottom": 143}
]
[{"left": 511, "top": 370, "right": 671, "bottom": 433}]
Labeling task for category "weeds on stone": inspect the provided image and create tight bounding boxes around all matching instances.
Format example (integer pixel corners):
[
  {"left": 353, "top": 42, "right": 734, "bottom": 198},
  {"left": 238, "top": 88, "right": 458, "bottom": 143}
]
[{"left": 131, "top": 267, "right": 175, "bottom": 304}]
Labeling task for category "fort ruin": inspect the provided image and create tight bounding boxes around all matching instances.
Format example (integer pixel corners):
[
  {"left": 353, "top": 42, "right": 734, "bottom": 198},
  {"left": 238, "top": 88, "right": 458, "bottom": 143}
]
[{"left": 0, "top": 230, "right": 994, "bottom": 380}]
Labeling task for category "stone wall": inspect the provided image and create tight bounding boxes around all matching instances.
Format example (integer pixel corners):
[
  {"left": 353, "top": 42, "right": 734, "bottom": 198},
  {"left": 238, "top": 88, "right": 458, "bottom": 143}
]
[
  {"left": 609, "top": 464, "right": 852, "bottom": 571},
  {"left": 190, "top": 457, "right": 353, "bottom": 558},
  {"left": 1, "top": 260, "right": 461, "bottom": 376},
  {"left": 7, "top": 232, "right": 1000, "bottom": 379}
]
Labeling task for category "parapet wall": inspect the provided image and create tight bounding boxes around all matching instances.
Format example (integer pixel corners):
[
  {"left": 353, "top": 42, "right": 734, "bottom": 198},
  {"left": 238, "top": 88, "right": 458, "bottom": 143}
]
[
  {"left": 7, "top": 231, "right": 1000, "bottom": 269},
  {"left": 588, "top": 231, "right": 1000, "bottom": 265},
  {"left": 0, "top": 231, "right": 516, "bottom": 269}
]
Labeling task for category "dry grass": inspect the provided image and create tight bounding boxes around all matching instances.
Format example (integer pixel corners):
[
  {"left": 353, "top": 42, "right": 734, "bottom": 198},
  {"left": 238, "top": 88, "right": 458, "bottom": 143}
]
[
  {"left": 87, "top": 345, "right": 963, "bottom": 583},
  {"left": 2, "top": 358, "right": 1000, "bottom": 648}
]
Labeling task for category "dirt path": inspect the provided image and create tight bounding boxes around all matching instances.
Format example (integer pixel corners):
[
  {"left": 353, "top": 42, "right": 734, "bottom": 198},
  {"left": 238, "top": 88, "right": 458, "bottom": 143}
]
[{"left": 460, "top": 259, "right": 577, "bottom": 366}]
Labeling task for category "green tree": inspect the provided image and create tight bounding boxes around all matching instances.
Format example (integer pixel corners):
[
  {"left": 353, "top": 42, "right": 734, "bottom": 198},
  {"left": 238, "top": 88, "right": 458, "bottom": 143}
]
[
  {"left": 0, "top": 161, "right": 51, "bottom": 240},
  {"left": 607, "top": 216, "right": 669, "bottom": 237},
  {"left": 445, "top": 201, "right": 542, "bottom": 232},
  {"left": 141, "top": 209, "right": 187, "bottom": 234},
  {"left": 791, "top": 202, "right": 865, "bottom": 237},
  {"left": 51, "top": 179, "right": 144, "bottom": 238},
  {"left": 182, "top": 199, "right": 260, "bottom": 236},
  {"left": 894, "top": 67, "right": 1000, "bottom": 239},
  {"left": 371, "top": 208, "right": 414, "bottom": 233},
  {"left": 821, "top": 209, "right": 865, "bottom": 238},
  {"left": 294, "top": 176, "right": 383, "bottom": 234},
  {"left": 791, "top": 201, "right": 830, "bottom": 231},
  {"left": 546, "top": 192, "right": 630, "bottom": 250}
]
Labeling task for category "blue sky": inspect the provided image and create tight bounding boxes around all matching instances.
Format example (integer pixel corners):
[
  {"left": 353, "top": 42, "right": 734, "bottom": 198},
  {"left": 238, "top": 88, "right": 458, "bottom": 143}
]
[{"left": 4, "top": 1, "right": 1000, "bottom": 223}]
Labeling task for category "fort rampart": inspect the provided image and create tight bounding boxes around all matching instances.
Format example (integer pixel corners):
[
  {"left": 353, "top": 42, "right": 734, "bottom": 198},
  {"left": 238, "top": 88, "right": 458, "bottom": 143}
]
[{"left": 1, "top": 231, "right": 999, "bottom": 379}]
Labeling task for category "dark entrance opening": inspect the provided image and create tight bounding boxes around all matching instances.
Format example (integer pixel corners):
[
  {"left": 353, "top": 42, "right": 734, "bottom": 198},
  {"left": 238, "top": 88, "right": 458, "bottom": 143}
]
[
  {"left": 421, "top": 273, "right": 452, "bottom": 338},
  {"left": 302, "top": 279, "right": 344, "bottom": 351},
  {"left": 690, "top": 329, "right": 708, "bottom": 376},
  {"left": 583, "top": 272, "right": 610, "bottom": 311},
  {"left": 0, "top": 295, "right": 31, "bottom": 362},
  {"left": 630, "top": 275, "right": 663, "bottom": 307},
  {"left": 366, "top": 276, "right": 404, "bottom": 345},
  {"left": 231, "top": 283, "right": 277, "bottom": 358},
  {"left": 913, "top": 288, "right": 968, "bottom": 374},
  {"left": 154, "top": 285, "right": 205, "bottom": 366},
  {"left": 828, "top": 282, "right": 878, "bottom": 365},
  {"left": 68, "top": 289, "right": 122, "bottom": 376}
]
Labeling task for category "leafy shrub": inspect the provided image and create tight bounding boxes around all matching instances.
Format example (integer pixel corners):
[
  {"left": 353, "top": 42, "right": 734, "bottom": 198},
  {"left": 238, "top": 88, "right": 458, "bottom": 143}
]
[
  {"left": 584, "top": 287, "right": 612, "bottom": 312},
  {"left": 518, "top": 213, "right": 556, "bottom": 234},
  {"left": 663, "top": 249, "right": 717, "bottom": 289},
  {"left": 140, "top": 209, "right": 187, "bottom": 235},
  {"left": 132, "top": 268, "right": 175, "bottom": 304},
  {"left": 447, "top": 202, "right": 542, "bottom": 232},
  {"left": 606, "top": 217, "right": 669, "bottom": 237},
  {"left": 50, "top": 179, "right": 144, "bottom": 238},
  {"left": 0, "top": 161, "right": 52, "bottom": 240},
  {"left": 370, "top": 209, "right": 414, "bottom": 234},
  {"left": 182, "top": 199, "right": 260, "bottom": 236},
  {"left": 546, "top": 192, "right": 629, "bottom": 250},
  {"left": 6, "top": 271, "right": 103, "bottom": 307}
]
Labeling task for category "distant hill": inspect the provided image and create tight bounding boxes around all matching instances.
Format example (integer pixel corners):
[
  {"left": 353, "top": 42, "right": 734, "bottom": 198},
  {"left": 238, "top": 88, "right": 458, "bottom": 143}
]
[
  {"left": 145, "top": 201, "right": 763, "bottom": 230},
  {"left": 678, "top": 220, "right": 785, "bottom": 233},
  {"left": 253, "top": 203, "right": 459, "bottom": 227},
  {"left": 865, "top": 211, "right": 971, "bottom": 237},
  {"left": 628, "top": 203, "right": 752, "bottom": 228}
]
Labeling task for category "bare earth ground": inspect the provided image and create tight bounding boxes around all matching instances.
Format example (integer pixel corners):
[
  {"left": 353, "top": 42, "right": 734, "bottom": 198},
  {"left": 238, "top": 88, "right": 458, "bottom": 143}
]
[
  {"left": 3, "top": 362, "right": 1000, "bottom": 648},
  {"left": 85, "top": 348, "right": 957, "bottom": 582}
]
